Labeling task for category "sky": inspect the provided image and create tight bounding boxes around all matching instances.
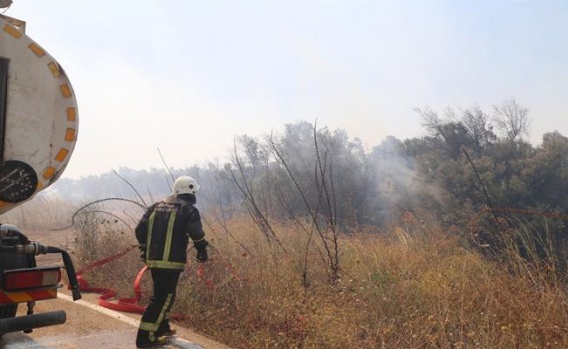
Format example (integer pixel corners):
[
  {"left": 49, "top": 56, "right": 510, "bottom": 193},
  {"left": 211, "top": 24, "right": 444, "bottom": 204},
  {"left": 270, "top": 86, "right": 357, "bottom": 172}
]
[{"left": 5, "top": 0, "right": 568, "bottom": 179}]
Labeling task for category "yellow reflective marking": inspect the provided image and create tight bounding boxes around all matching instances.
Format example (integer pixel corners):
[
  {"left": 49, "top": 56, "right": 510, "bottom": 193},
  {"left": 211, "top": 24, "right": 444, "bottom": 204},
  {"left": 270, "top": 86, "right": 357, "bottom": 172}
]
[
  {"left": 146, "top": 211, "right": 155, "bottom": 262},
  {"left": 163, "top": 211, "right": 177, "bottom": 262},
  {"left": 67, "top": 107, "right": 77, "bottom": 121},
  {"left": 55, "top": 148, "right": 69, "bottom": 162},
  {"left": 43, "top": 167, "right": 56, "bottom": 179},
  {"left": 59, "top": 84, "right": 72, "bottom": 98},
  {"left": 8, "top": 292, "right": 33, "bottom": 303},
  {"left": 3, "top": 24, "right": 22, "bottom": 39},
  {"left": 65, "top": 128, "right": 76, "bottom": 142},
  {"left": 156, "top": 293, "right": 173, "bottom": 328},
  {"left": 0, "top": 201, "right": 9, "bottom": 208},
  {"left": 28, "top": 43, "right": 45, "bottom": 57},
  {"left": 139, "top": 321, "right": 159, "bottom": 332},
  {"left": 48, "top": 62, "right": 61, "bottom": 77},
  {"left": 3, "top": 289, "right": 57, "bottom": 303},
  {"left": 37, "top": 182, "right": 44, "bottom": 190},
  {"left": 145, "top": 260, "right": 185, "bottom": 269}
]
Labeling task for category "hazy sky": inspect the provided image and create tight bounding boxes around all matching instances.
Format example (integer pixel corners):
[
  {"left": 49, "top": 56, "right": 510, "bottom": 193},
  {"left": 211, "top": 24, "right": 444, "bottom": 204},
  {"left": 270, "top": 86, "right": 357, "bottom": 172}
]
[{"left": 6, "top": 0, "right": 568, "bottom": 179}]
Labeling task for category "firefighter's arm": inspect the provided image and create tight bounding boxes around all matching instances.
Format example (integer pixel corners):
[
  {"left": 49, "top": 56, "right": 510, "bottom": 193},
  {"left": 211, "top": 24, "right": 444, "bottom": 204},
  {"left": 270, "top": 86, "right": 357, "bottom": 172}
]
[
  {"left": 187, "top": 208, "right": 208, "bottom": 262},
  {"left": 135, "top": 206, "right": 154, "bottom": 262},
  {"left": 194, "top": 236, "right": 208, "bottom": 263}
]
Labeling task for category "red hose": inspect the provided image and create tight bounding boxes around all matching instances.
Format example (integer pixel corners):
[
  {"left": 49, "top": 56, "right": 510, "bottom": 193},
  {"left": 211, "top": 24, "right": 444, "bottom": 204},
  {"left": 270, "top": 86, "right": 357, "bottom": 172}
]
[
  {"left": 97, "top": 265, "right": 147, "bottom": 314},
  {"left": 71, "top": 248, "right": 186, "bottom": 320},
  {"left": 69, "top": 245, "right": 242, "bottom": 321},
  {"left": 68, "top": 245, "right": 147, "bottom": 314},
  {"left": 71, "top": 246, "right": 148, "bottom": 314}
]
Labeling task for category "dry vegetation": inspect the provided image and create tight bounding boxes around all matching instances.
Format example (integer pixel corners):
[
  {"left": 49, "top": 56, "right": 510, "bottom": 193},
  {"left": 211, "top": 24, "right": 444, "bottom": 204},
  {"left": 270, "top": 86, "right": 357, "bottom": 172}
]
[
  {"left": 7, "top": 198, "right": 568, "bottom": 348},
  {"left": 174, "top": 216, "right": 568, "bottom": 349}
]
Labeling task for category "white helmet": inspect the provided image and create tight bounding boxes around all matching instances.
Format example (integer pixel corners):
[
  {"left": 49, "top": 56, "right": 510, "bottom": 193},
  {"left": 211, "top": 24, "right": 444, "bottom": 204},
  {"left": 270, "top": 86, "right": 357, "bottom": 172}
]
[{"left": 172, "top": 176, "right": 200, "bottom": 195}]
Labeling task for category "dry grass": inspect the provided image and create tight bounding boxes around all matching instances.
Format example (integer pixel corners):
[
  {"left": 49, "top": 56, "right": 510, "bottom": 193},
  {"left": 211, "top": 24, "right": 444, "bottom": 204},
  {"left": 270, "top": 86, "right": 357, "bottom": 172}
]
[
  {"left": 0, "top": 194, "right": 76, "bottom": 233},
  {"left": 173, "top": 216, "right": 568, "bottom": 349},
  {"left": 56, "top": 209, "right": 568, "bottom": 349}
]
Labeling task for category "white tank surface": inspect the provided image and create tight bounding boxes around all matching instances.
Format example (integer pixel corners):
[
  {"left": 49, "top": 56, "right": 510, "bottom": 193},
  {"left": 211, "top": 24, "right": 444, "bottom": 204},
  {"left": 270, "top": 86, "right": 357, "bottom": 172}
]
[{"left": 0, "top": 14, "right": 78, "bottom": 214}]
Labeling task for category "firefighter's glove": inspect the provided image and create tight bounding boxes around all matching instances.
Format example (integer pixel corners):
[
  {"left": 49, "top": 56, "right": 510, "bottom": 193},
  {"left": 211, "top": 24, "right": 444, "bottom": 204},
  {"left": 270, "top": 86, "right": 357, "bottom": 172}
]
[
  {"left": 194, "top": 239, "right": 209, "bottom": 263},
  {"left": 196, "top": 249, "right": 208, "bottom": 263}
]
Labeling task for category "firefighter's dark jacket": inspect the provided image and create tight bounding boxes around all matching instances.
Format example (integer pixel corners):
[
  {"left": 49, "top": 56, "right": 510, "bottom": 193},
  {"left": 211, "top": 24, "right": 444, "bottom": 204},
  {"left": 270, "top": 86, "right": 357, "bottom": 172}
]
[{"left": 135, "top": 193, "right": 206, "bottom": 270}]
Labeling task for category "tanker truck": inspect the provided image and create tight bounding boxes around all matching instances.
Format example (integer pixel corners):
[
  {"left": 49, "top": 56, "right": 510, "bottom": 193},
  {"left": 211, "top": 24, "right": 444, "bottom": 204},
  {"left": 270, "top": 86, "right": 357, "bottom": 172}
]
[{"left": 0, "top": 4, "right": 81, "bottom": 337}]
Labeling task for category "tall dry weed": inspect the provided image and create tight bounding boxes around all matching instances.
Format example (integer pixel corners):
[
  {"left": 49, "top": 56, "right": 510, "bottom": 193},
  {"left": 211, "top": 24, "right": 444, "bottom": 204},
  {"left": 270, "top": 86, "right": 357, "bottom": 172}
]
[
  {"left": 69, "top": 211, "right": 568, "bottom": 348},
  {"left": 173, "top": 217, "right": 568, "bottom": 348}
]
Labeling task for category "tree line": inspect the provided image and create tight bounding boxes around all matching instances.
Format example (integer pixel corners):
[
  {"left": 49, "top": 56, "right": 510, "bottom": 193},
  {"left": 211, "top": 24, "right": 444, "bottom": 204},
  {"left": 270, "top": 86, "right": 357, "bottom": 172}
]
[{"left": 53, "top": 98, "right": 568, "bottom": 241}]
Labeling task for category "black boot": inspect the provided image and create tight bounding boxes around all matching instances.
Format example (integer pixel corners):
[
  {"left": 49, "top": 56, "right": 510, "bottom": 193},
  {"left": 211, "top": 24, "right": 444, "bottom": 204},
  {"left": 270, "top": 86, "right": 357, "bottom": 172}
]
[
  {"left": 136, "top": 329, "right": 164, "bottom": 348},
  {"left": 157, "top": 321, "right": 176, "bottom": 337}
]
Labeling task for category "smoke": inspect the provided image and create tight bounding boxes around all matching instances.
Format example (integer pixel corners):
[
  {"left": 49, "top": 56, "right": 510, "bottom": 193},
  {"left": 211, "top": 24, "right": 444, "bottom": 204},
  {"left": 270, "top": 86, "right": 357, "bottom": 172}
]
[{"left": 369, "top": 136, "right": 444, "bottom": 224}]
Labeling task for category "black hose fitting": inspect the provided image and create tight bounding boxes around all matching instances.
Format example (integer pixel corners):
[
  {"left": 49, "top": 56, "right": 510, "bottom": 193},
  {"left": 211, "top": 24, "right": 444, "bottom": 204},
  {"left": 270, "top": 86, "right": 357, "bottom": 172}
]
[{"left": 46, "top": 246, "right": 81, "bottom": 301}]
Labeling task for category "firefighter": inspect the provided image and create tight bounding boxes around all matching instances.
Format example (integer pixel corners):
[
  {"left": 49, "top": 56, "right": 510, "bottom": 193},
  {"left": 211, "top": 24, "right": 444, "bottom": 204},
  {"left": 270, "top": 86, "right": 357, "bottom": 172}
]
[{"left": 135, "top": 175, "right": 209, "bottom": 348}]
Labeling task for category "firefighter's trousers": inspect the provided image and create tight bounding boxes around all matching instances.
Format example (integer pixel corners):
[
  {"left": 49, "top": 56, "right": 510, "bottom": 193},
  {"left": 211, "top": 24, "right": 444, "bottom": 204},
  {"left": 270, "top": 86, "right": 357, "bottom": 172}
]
[{"left": 136, "top": 268, "right": 181, "bottom": 346}]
